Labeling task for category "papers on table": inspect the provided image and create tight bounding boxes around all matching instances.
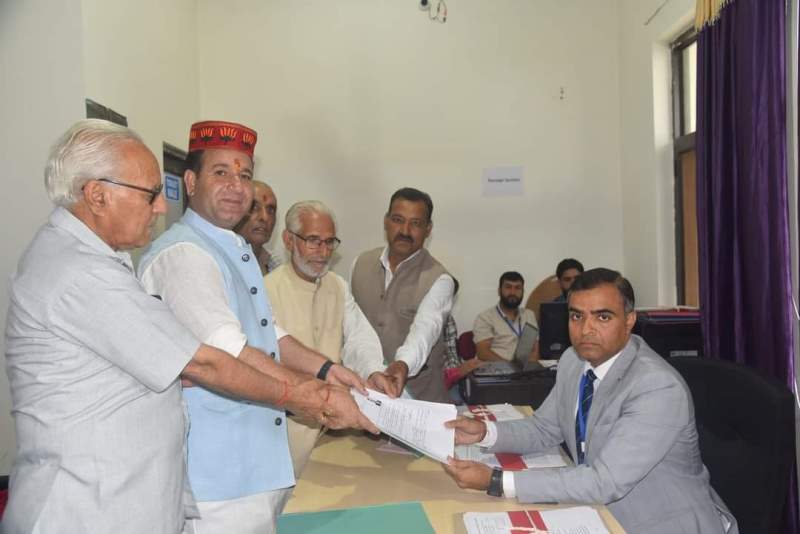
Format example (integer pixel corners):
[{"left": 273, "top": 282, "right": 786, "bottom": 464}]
[
  {"left": 455, "top": 444, "right": 567, "bottom": 470},
  {"left": 352, "top": 388, "right": 456, "bottom": 462},
  {"left": 457, "top": 404, "right": 567, "bottom": 470},
  {"left": 463, "top": 403, "right": 525, "bottom": 422},
  {"left": 463, "top": 506, "right": 609, "bottom": 534}
]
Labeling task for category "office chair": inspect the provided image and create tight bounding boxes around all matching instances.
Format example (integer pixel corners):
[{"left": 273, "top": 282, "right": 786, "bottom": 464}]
[
  {"left": 669, "top": 356, "right": 794, "bottom": 534},
  {"left": 456, "top": 331, "right": 476, "bottom": 360}
]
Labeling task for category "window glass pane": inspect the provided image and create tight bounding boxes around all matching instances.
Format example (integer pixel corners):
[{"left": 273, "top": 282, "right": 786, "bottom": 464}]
[{"left": 682, "top": 42, "right": 697, "bottom": 134}]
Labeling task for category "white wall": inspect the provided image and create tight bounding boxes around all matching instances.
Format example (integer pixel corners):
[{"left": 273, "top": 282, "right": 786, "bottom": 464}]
[
  {"left": 617, "top": 0, "right": 695, "bottom": 306},
  {"left": 0, "top": 0, "right": 86, "bottom": 474},
  {"left": 197, "top": 0, "right": 625, "bottom": 331},
  {"left": 81, "top": 0, "right": 199, "bottom": 240},
  {"left": 0, "top": 0, "right": 699, "bottom": 474}
]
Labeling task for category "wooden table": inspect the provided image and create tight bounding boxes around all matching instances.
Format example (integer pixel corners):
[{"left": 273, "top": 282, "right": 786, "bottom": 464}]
[{"left": 284, "top": 427, "right": 625, "bottom": 533}]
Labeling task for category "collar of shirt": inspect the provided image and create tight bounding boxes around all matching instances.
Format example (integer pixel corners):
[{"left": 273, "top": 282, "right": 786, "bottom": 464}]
[
  {"left": 51, "top": 206, "right": 134, "bottom": 272},
  {"left": 183, "top": 208, "right": 246, "bottom": 247},
  {"left": 379, "top": 246, "right": 422, "bottom": 288},
  {"left": 581, "top": 349, "right": 622, "bottom": 385}
]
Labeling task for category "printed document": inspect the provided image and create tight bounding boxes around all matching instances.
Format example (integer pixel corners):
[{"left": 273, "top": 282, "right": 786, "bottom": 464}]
[
  {"left": 352, "top": 388, "right": 456, "bottom": 462},
  {"left": 464, "top": 506, "right": 609, "bottom": 534}
]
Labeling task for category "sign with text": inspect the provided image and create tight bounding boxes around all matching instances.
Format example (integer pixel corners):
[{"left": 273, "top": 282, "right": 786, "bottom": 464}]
[
  {"left": 165, "top": 173, "right": 181, "bottom": 202},
  {"left": 482, "top": 166, "right": 524, "bottom": 197}
]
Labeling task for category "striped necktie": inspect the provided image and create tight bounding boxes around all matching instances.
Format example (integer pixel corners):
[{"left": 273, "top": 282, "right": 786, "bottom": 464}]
[{"left": 575, "top": 369, "right": 597, "bottom": 465}]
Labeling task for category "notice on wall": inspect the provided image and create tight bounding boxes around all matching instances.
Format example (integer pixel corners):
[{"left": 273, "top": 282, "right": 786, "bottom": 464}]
[
  {"left": 165, "top": 173, "right": 181, "bottom": 202},
  {"left": 482, "top": 166, "right": 523, "bottom": 197}
]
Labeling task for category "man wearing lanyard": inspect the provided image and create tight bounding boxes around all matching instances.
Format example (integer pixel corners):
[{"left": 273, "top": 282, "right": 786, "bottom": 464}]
[
  {"left": 442, "top": 268, "right": 737, "bottom": 534},
  {"left": 473, "top": 271, "right": 538, "bottom": 363}
]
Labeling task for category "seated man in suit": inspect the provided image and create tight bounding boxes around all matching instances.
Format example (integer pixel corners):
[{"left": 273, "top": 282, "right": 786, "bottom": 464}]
[
  {"left": 473, "top": 271, "right": 538, "bottom": 362},
  {"left": 443, "top": 268, "right": 737, "bottom": 534},
  {"left": 553, "top": 258, "right": 584, "bottom": 302},
  {"left": 264, "top": 200, "right": 400, "bottom": 475}
]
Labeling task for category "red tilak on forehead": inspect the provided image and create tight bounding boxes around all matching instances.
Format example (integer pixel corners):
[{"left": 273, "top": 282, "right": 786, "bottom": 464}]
[{"left": 234, "top": 159, "right": 241, "bottom": 173}]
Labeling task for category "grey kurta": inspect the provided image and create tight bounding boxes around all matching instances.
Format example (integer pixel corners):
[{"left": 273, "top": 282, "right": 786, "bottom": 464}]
[{"left": 3, "top": 207, "right": 201, "bottom": 534}]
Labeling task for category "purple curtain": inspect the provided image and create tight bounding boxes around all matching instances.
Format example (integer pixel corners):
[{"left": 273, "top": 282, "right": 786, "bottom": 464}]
[{"left": 696, "top": 0, "right": 797, "bottom": 532}]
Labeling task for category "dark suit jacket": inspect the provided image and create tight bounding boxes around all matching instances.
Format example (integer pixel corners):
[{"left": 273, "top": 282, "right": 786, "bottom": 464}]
[{"left": 490, "top": 335, "right": 737, "bottom": 534}]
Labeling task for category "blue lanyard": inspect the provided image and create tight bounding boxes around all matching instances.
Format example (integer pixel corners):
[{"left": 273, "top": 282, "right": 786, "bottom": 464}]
[{"left": 496, "top": 305, "right": 522, "bottom": 337}]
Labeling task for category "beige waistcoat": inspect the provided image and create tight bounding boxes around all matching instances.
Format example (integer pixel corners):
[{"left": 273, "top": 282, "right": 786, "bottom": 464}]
[{"left": 264, "top": 263, "right": 346, "bottom": 476}]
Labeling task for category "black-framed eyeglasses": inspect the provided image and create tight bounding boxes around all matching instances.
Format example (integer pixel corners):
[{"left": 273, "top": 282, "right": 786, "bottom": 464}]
[
  {"left": 289, "top": 231, "right": 341, "bottom": 250},
  {"left": 93, "top": 177, "right": 164, "bottom": 204}
]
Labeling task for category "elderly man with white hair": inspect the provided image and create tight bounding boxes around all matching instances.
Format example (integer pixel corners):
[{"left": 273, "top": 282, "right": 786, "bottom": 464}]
[
  {"left": 265, "top": 200, "right": 400, "bottom": 475},
  {"left": 3, "top": 120, "right": 374, "bottom": 534}
]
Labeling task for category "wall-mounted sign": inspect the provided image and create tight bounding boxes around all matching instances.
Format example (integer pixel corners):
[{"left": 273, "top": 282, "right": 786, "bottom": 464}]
[
  {"left": 481, "top": 166, "right": 524, "bottom": 197},
  {"left": 165, "top": 173, "right": 181, "bottom": 202}
]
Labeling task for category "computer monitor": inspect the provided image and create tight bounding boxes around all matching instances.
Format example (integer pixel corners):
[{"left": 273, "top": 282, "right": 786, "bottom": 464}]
[{"left": 538, "top": 302, "right": 570, "bottom": 358}]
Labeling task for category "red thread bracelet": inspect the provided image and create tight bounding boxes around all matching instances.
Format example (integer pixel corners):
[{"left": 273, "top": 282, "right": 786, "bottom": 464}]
[{"left": 276, "top": 381, "right": 291, "bottom": 407}]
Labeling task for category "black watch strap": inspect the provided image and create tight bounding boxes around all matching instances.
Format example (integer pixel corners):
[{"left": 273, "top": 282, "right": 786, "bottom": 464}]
[
  {"left": 316, "top": 360, "right": 334, "bottom": 381},
  {"left": 487, "top": 468, "right": 504, "bottom": 497}
]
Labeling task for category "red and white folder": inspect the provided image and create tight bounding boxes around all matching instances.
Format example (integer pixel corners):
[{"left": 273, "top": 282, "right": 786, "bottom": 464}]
[{"left": 463, "top": 506, "right": 609, "bottom": 534}]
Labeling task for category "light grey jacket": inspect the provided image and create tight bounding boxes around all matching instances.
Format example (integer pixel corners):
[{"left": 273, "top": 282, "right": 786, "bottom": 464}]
[{"left": 491, "top": 335, "right": 738, "bottom": 534}]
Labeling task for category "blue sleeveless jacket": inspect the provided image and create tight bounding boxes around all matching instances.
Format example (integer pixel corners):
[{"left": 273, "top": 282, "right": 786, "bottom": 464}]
[{"left": 139, "top": 208, "right": 294, "bottom": 501}]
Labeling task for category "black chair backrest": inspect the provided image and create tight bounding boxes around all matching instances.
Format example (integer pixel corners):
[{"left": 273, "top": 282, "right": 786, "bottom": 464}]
[{"left": 669, "top": 356, "right": 794, "bottom": 534}]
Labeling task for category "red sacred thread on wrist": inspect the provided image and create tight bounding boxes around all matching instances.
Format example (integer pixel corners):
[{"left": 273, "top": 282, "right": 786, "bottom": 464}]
[{"left": 276, "top": 381, "right": 291, "bottom": 407}]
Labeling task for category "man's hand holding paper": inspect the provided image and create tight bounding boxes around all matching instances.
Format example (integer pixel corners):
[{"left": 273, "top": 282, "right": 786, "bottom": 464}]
[{"left": 352, "top": 388, "right": 456, "bottom": 462}]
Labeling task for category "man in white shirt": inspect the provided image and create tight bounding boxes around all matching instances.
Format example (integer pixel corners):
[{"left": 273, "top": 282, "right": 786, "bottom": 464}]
[
  {"left": 473, "top": 271, "right": 539, "bottom": 363},
  {"left": 264, "top": 200, "right": 400, "bottom": 474},
  {"left": 4, "top": 119, "right": 367, "bottom": 534},
  {"left": 139, "top": 120, "right": 376, "bottom": 534},
  {"left": 442, "top": 268, "right": 737, "bottom": 534},
  {"left": 350, "top": 187, "right": 458, "bottom": 403}
]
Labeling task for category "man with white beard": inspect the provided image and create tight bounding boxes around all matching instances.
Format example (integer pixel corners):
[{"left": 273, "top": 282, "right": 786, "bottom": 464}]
[{"left": 264, "top": 200, "right": 400, "bottom": 475}]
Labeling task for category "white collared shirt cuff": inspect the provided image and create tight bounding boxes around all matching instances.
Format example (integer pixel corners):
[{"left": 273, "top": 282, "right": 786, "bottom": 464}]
[
  {"left": 394, "top": 274, "right": 455, "bottom": 376},
  {"left": 502, "top": 471, "right": 517, "bottom": 499},
  {"left": 274, "top": 323, "right": 288, "bottom": 340},
  {"left": 204, "top": 327, "right": 248, "bottom": 357},
  {"left": 477, "top": 421, "right": 498, "bottom": 447}
]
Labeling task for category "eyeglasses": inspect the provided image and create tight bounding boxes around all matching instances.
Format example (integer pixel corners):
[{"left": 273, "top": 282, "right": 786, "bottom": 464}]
[
  {"left": 289, "top": 231, "right": 341, "bottom": 250},
  {"left": 94, "top": 177, "right": 164, "bottom": 204}
]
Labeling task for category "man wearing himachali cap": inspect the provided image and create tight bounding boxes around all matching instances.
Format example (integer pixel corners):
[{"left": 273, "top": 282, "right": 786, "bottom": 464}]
[
  {"left": 139, "top": 120, "right": 377, "bottom": 533},
  {"left": 4, "top": 119, "right": 372, "bottom": 534}
]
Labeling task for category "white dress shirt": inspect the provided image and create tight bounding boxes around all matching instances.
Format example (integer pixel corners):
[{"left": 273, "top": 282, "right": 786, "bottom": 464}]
[
  {"left": 340, "top": 279, "right": 387, "bottom": 378},
  {"left": 350, "top": 247, "right": 455, "bottom": 377},
  {"left": 478, "top": 350, "right": 623, "bottom": 498},
  {"left": 140, "top": 231, "right": 288, "bottom": 357}
]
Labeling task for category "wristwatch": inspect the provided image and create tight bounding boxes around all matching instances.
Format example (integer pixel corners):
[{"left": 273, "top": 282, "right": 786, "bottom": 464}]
[
  {"left": 487, "top": 468, "right": 504, "bottom": 497},
  {"left": 316, "top": 360, "right": 334, "bottom": 380}
]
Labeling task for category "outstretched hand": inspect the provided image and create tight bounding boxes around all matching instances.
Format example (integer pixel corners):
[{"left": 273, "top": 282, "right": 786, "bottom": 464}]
[
  {"left": 326, "top": 363, "right": 368, "bottom": 395},
  {"left": 321, "top": 384, "right": 380, "bottom": 434},
  {"left": 444, "top": 416, "right": 487, "bottom": 445},
  {"left": 442, "top": 457, "right": 493, "bottom": 491}
]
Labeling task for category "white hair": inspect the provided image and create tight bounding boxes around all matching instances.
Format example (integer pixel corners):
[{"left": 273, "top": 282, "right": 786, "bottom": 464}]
[
  {"left": 44, "top": 119, "right": 145, "bottom": 207},
  {"left": 285, "top": 200, "right": 337, "bottom": 234}
]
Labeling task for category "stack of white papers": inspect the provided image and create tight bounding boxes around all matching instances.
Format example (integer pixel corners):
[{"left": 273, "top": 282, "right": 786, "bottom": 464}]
[
  {"left": 464, "top": 506, "right": 609, "bottom": 534},
  {"left": 462, "top": 403, "right": 525, "bottom": 422},
  {"left": 456, "top": 404, "right": 567, "bottom": 470},
  {"left": 455, "top": 444, "right": 567, "bottom": 470},
  {"left": 352, "top": 388, "right": 457, "bottom": 462}
]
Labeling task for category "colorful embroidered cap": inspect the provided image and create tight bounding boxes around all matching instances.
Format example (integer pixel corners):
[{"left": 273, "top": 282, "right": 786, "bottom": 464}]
[{"left": 188, "top": 120, "right": 257, "bottom": 158}]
